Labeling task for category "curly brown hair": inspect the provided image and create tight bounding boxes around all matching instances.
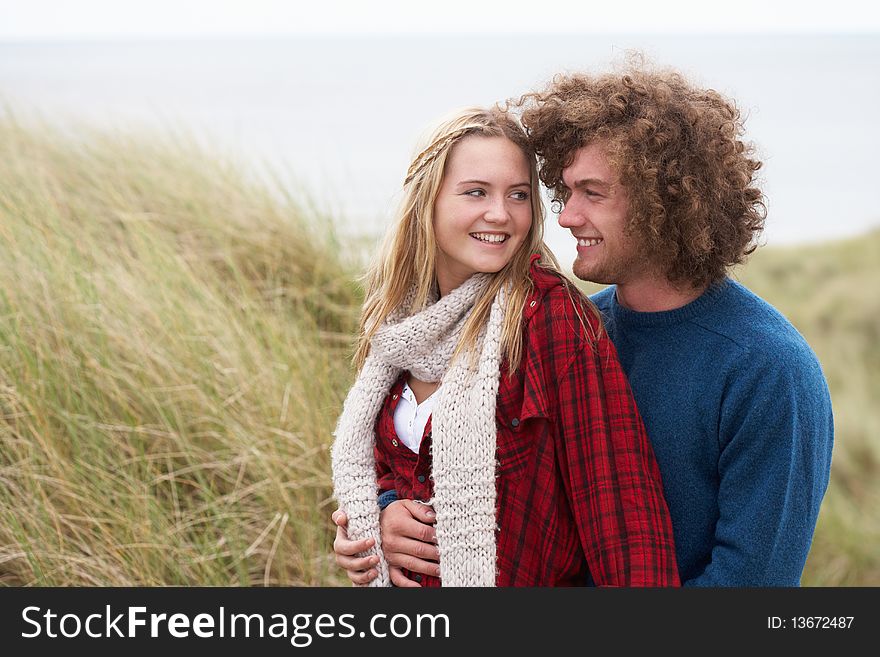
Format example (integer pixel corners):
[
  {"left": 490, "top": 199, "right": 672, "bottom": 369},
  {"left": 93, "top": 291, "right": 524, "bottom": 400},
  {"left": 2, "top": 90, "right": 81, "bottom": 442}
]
[{"left": 516, "top": 60, "right": 766, "bottom": 286}]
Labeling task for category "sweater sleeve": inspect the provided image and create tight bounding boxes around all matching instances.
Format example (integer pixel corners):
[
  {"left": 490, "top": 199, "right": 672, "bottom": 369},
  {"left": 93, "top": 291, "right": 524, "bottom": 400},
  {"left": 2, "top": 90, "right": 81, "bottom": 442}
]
[
  {"left": 686, "top": 342, "right": 834, "bottom": 586},
  {"left": 553, "top": 302, "right": 680, "bottom": 587}
]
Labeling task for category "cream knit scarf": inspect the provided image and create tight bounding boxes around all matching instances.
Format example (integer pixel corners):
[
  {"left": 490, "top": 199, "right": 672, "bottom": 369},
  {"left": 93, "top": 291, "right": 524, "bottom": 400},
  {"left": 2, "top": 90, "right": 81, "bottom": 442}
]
[{"left": 331, "top": 273, "right": 505, "bottom": 587}]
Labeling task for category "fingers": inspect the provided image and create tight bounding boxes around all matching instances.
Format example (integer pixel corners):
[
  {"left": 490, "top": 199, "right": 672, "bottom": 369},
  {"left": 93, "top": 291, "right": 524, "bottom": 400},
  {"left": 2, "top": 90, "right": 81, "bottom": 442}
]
[
  {"left": 348, "top": 567, "right": 379, "bottom": 586},
  {"left": 384, "top": 535, "right": 440, "bottom": 564},
  {"left": 332, "top": 502, "right": 441, "bottom": 585},
  {"left": 378, "top": 500, "right": 440, "bottom": 578},
  {"left": 334, "top": 540, "right": 379, "bottom": 578},
  {"left": 333, "top": 521, "right": 380, "bottom": 585},
  {"left": 331, "top": 508, "right": 373, "bottom": 557},
  {"left": 337, "top": 551, "right": 380, "bottom": 585},
  {"left": 390, "top": 566, "right": 421, "bottom": 588},
  {"left": 385, "top": 517, "right": 436, "bottom": 545},
  {"left": 332, "top": 524, "right": 375, "bottom": 557},
  {"left": 381, "top": 501, "right": 438, "bottom": 543},
  {"left": 385, "top": 549, "right": 441, "bottom": 578},
  {"left": 404, "top": 500, "right": 436, "bottom": 524},
  {"left": 330, "top": 509, "right": 348, "bottom": 527},
  {"left": 335, "top": 550, "right": 379, "bottom": 573}
]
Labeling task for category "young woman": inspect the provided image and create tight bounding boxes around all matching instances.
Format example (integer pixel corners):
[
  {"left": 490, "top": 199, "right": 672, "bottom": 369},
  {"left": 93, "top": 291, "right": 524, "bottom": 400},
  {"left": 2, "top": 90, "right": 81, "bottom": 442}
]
[{"left": 331, "top": 107, "right": 678, "bottom": 587}]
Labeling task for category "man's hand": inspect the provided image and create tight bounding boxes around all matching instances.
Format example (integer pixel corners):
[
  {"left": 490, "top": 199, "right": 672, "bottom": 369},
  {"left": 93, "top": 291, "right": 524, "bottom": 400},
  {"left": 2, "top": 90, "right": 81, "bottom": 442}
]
[
  {"left": 330, "top": 501, "right": 439, "bottom": 587},
  {"left": 381, "top": 500, "right": 440, "bottom": 587}
]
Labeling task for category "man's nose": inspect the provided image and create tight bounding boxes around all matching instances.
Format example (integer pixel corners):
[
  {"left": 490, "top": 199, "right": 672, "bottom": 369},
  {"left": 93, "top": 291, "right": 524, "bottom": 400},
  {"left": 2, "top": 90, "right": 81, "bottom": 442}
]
[{"left": 557, "top": 200, "right": 583, "bottom": 228}]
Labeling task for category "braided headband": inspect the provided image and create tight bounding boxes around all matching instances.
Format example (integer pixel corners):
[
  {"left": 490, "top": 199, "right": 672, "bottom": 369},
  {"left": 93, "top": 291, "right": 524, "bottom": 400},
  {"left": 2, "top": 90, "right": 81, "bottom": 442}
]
[{"left": 404, "top": 127, "right": 474, "bottom": 186}]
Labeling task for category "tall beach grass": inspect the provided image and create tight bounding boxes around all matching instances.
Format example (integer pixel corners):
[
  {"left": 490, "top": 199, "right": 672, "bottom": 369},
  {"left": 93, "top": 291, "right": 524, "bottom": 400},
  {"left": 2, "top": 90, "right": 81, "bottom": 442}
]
[
  {"left": 0, "top": 117, "right": 876, "bottom": 585},
  {"left": 0, "top": 117, "right": 359, "bottom": 585}
]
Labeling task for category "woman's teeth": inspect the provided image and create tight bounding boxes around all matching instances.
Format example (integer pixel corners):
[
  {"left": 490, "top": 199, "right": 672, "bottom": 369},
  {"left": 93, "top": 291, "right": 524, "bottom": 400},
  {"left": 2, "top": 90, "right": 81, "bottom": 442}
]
[{"left": 471, "top": 233, "right": 508, "bottom": 243}]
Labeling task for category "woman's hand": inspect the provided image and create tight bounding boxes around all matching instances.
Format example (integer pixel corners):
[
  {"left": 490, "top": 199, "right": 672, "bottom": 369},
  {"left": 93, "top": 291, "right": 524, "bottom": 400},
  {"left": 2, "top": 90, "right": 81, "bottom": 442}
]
[
  {"left": 330, "top": 501, "right": 440, "bottom": 587},
  {"left": 331, "top": 509, "right": 380, "bottom": 585}
]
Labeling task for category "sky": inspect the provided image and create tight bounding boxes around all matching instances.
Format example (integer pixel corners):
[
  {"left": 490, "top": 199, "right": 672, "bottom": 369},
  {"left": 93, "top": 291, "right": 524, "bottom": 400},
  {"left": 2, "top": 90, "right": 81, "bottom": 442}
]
[
  {"left": 1, "top": 0, "right": 879, "bottom": 39},
  {"left": 1, "top": 3, "right": 878, "bottom": 252}
]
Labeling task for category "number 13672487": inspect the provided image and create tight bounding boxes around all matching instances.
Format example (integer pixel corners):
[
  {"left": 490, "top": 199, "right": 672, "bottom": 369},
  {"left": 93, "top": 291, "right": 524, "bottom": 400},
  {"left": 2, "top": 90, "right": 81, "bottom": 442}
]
[{"left": 767, "top": 617, "right": 854, "bottom": 630}]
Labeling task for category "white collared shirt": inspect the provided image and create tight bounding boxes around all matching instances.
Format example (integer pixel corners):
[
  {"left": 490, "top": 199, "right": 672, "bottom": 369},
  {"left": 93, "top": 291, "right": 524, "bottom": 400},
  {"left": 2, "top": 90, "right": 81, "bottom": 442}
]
[{"left": 392, "top": 381, "right": 437, "bottom": 453}]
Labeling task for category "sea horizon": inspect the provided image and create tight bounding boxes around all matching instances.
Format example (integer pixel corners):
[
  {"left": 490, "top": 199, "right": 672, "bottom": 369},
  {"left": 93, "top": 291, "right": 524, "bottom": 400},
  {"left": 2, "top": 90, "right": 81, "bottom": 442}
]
[{"left": 2, "top": 34, "right": 878, "bottom": 260}]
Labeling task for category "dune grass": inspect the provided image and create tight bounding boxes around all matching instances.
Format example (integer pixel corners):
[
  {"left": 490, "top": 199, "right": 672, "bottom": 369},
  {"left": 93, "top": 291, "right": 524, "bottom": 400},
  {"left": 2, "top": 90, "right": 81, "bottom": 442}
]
[
  {"left": 0, "top": 116, "right": 876, "bottom": 585},
  {"left": 0, "top": 117, "right": 358, "bottom": 585}
]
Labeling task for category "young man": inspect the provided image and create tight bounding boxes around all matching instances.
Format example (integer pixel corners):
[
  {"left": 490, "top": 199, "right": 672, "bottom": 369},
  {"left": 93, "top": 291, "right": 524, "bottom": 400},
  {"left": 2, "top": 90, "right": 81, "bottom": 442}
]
[{"left": 332, "top": 63, "right": 834, "bottom": 586}]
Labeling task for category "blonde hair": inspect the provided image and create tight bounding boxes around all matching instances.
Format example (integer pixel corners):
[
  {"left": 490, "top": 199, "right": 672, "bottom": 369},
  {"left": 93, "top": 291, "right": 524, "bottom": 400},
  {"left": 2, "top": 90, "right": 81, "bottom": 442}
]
[{"left": 353, "top": 106, "right": 565, "bottom": 373}]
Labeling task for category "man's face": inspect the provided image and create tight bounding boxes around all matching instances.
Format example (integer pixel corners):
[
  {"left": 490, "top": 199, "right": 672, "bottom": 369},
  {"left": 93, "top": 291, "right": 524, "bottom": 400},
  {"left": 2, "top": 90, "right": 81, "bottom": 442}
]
[{"left": 558, "top": 142, "right": 650, "bottom": 285}]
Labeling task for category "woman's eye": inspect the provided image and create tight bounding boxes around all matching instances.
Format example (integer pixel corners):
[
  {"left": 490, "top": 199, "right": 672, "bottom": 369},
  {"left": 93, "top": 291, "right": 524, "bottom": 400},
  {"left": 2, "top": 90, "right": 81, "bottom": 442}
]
[
  {"left": 511, "top": 191, "right": 529, "bottom": 201},
  {"left": 464, "top": 189, "right": 486, "bottom": 197}
]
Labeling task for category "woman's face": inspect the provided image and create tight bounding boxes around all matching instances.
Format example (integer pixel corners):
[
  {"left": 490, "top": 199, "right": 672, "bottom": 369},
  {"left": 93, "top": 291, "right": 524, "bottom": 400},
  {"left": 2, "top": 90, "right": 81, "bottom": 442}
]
[{"left": 432, "top": 135, "right": 533, "bottom": 295}]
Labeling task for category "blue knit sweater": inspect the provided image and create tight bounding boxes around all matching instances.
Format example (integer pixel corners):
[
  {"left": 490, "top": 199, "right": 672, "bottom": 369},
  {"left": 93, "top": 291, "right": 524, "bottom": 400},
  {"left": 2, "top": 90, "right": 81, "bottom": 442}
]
[{"left": 591, "top": 279, "right": 834, "bottom": 586}]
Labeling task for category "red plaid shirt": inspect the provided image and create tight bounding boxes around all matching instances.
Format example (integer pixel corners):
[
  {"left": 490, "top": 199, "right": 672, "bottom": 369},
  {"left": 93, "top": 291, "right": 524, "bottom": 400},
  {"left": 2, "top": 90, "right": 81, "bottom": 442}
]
[{"left": 374, "top": 257, "right": 679, "bottom": 586}]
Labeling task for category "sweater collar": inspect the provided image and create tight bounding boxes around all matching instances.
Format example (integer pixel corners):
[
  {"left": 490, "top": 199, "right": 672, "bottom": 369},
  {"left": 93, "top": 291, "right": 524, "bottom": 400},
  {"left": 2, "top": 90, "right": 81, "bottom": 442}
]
[{"left": 607, "top": 278, "right": 731, "bottom": 328}]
